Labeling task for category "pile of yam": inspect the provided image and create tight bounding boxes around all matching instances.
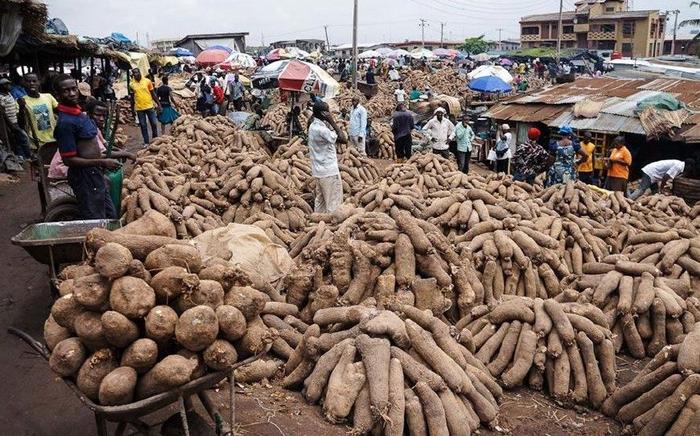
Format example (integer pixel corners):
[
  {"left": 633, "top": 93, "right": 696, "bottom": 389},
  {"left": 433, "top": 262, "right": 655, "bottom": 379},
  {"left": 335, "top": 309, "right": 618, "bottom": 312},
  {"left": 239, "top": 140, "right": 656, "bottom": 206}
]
[
  {"left": 284, "top": 208, "right": 478, "bottom": 322},
  {"left": 270, "top": 306, "right": 502, "bottom": 435},
  {"left": 261, "top": 103, "right": 309, "bottom": 137},
  {"left": 46, "top": 214, "right": 282, "bottom": 405},
  {"left": 459, "top": 296, "right": 616, "bottom": 408},
  {"left": 602, "top": 325, "right": 700, "bottom": 435}
]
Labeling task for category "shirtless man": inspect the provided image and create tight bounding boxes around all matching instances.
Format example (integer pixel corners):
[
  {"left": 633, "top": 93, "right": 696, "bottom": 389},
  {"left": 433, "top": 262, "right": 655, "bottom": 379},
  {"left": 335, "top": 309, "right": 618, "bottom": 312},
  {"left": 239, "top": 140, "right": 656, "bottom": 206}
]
[{"left": 53, "top": 75, "right": 120, "bottom": 219}]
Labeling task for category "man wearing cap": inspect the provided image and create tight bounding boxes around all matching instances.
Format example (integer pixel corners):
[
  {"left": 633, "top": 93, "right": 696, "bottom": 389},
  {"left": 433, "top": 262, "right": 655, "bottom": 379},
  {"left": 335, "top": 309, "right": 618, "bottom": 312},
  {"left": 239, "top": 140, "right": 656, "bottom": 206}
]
[
  {"left": 307, "top": 100, "right": 348, "bottom": 213},
  {"left": 422, "top": 107, "right": 455, "bottom": 159},
  {"left": 491, "top": 123, "right": 514, "bottom": 173},
  {"left": 349, "top": 96, "right": 368, "bottom": 155},
  {"left": 454, "top": 113, "right": 475, "bottom": 173},
  {"left": 513, "top": 127, "right": 551, "bottom": 184}
]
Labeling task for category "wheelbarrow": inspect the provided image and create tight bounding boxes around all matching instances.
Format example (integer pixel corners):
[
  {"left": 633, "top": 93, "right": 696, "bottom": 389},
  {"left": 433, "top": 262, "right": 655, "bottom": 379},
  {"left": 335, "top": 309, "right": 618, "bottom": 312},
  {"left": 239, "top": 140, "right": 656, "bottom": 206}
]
[
  {"left": 8, "top": 327, "right": 271, "bottom": 436},
  {"left": 11, "top": 219, "right": 121, "bottom": 295}
]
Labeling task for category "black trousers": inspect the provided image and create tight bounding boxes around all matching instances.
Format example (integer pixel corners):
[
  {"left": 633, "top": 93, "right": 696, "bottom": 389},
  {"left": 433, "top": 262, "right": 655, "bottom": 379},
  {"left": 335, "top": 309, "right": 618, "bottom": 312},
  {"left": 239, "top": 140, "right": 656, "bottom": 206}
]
[
  {"left": 456, "top": 150, "right": 471, "bottom": 173},
  {"left": 67, "top": 166, "right": 117, "bottom": 220},
  {"left": 578, "top": 171, "right": 593, "bottom": 184},
  {"left": 395, "top": 135, "right": 412, "bottom": 159},
  {"left": 433, "top": 148, "right": 450, "bottom": 159},
  {"left": 495, "top": 158, "right": 509, "bottom": 173}
]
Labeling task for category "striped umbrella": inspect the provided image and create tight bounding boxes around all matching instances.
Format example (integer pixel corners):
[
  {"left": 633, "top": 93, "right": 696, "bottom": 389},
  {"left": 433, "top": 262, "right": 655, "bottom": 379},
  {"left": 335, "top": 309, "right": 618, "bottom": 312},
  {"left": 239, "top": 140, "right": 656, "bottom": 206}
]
[{"left": 252, "top": 59, "right": 339, "bottom": 99}]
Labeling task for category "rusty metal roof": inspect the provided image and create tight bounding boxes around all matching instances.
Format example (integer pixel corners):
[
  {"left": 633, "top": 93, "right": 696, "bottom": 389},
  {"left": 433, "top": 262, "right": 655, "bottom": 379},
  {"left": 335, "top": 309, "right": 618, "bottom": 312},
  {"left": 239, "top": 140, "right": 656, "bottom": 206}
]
[{"left": 484, "top": 77, "right": 700, "bottom": 139}]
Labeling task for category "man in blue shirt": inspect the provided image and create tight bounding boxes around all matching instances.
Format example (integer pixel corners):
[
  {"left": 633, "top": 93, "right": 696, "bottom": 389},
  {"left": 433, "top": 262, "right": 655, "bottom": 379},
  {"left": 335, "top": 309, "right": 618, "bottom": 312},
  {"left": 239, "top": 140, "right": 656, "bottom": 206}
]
[{"left": 53, "top": 75, "right": 120, "bottom": 219}]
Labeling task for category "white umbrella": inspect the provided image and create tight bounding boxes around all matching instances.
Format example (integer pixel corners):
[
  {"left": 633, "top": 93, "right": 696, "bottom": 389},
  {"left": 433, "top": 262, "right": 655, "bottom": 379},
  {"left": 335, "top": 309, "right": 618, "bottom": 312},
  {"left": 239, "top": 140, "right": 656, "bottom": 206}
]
[
  {"left": 359, "top": 49, "right": 383, "bottom": 59},
  {"left": 286, "top": 47, "right": 311, "bottom": 59},
  {"left": 467, "top": 65, "right": 514, "bottom": 83},
  {"left": 410, "top": 48, "right": 435, "bottom": 59},
  {"left": 472, "top": 53, "right": 491, "bottom": 62},
  {"left": 224, "top": 52, "right": 257, "bottom": 68},
  {"left": 388, "top": 49, "right": 410, "bottom": 59},
  {"left": 375, "top": 47, "right": 394, "bottom": 56}
]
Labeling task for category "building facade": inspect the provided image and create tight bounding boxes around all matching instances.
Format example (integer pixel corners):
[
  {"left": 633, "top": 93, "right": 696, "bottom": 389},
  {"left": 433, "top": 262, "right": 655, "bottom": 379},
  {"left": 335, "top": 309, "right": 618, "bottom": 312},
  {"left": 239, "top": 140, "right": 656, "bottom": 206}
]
[
  {"left": 520, "top": 0, "right": 665, "bottom": 58},
  {"left": 270, "top": 39, "right": 326, "bottom": 53},
  {"left": 151, "top": 38, "right": 178, "bottom": 53},
  {"left": 487, "top": 39, "right": 521, "bottom": 52},
  {"left": 390, "top": 40, "right": 462, "bottom": 51},
  {"left": 175, "top": 32, "right": 249, "bottom": 56}
]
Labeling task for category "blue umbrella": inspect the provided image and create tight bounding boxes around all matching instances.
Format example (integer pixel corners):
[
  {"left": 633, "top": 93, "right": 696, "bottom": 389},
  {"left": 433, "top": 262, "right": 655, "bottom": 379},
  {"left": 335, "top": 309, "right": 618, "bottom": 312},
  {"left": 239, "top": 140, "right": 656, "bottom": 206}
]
[{"left": 468, "top": 75, "right": 512, "bottom": 93}]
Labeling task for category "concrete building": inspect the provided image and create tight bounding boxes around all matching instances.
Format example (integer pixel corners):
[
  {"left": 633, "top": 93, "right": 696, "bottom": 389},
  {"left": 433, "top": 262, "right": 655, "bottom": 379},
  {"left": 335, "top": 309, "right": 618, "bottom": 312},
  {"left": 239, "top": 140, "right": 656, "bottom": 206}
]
[
  {"left": 174, "top": 32, "right": 249, "bottom": 56},
  {"left": 390, "top": 40, "right": 463, "bottom": 51},
  {"left": 662, "top": 31, "right": 699, "bottom": 55},
  {"left": 150, "top": 38, "right": 178, "bottom": 53},
  {"left": 331, "top": 43, "right": 385, "bottom": 58},
  {"left": 487, "top": 39, "right": 521, "bottom": 52},
  {"left": 270, "top": 39, "right": 325, "bottom": 53},
  {"left": 520, "top": 0, "right": 665, "bottom": 58}
]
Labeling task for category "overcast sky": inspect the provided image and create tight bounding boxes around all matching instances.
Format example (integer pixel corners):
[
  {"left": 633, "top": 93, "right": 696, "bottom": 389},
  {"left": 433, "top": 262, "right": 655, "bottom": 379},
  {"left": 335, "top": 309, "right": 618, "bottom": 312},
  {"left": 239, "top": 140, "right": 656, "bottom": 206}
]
[{"left": 44, "top": 0, "right": 699, "bottom": 47}]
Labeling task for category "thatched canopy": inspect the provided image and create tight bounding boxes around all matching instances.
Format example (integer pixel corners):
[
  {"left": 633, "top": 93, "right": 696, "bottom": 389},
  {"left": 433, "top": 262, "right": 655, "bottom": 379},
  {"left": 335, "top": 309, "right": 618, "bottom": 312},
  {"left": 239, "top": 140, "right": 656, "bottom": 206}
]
[{"left": 2, "top": 0, "right": 48, "bottom": 39}]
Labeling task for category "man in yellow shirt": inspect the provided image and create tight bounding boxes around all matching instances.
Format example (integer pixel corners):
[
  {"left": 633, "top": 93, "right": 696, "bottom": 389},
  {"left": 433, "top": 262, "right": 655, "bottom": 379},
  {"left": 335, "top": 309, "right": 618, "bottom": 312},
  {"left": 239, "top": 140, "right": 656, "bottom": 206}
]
[
  {"left": 18, "top": 73, "right": 58, "bottom": 150},
  {"left": 577, "top": 131, "right": 596, "bottom": 184},
  {"left": 129, "top": 68, "right": 160, "bottom": 146},
  {"left": 604, "top": 136, "right": 632, "bottom": 192}
]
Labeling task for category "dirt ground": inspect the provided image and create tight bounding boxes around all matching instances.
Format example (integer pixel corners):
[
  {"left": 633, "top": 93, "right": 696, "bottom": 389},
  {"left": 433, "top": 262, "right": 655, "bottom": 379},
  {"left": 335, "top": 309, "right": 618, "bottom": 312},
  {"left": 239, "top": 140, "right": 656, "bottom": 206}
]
[{"left": 0, "top": 125, "right": 631, "bottom": 435}]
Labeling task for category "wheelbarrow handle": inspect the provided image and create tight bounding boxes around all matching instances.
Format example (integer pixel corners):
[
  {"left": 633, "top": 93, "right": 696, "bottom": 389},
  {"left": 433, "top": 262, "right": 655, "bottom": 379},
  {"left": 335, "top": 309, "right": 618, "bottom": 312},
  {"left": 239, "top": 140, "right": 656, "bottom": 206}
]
[{"left": 8, "top": 327, "right": 50, "bottom": 359}]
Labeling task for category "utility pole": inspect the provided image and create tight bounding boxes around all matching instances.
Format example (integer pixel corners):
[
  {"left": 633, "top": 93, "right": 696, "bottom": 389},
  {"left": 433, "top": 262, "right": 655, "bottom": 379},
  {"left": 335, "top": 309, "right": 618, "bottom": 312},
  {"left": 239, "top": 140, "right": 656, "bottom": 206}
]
[
  {"left": 419, "top": 19, "right": 428, "bottom": 48},
  {"left": 324, "top": 25, "right": 330, "bottom": 53},
  {"left": 556, "top": 0, "right": 563, "bottom": 62},
  {"left": 440, "top": 22, "right": 446, "bottom": 48},
  {"left": 352, "top": 0, "right": 358, "bottom": 89},
  {"left": 667, "top": 9, "right": 680, "bottom": 55},
  {"left": 261, "top": 31, "right": 265, "bottom": 47},
  {"left": 496, "top": 28, "right": 504, "bottom": 51}
]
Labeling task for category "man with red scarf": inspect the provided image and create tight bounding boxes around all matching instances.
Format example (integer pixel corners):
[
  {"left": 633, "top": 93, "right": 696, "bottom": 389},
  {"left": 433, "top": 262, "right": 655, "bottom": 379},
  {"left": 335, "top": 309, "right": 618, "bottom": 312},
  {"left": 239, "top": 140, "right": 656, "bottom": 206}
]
[{"left": 53, "top": 75, "right": 120, "bottom": 219}]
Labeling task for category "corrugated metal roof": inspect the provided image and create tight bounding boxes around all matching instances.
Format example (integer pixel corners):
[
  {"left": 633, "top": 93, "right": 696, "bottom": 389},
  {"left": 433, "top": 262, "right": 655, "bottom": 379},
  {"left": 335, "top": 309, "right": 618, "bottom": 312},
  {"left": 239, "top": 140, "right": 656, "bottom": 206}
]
[
  {"left": 681, "top": 125, "right": 700, "bottom": 143},
  {"left": 548, "top": 112, "right": 646, "bottom": 135},
  {"left": 484, "top": 104, "right": 567, "bottom": 123},
  {"left": 521, "top": 11, "right": 577, "bottom": 22},
  {"left": 601, "top": 91, "right": 665, "bottom": 117}
]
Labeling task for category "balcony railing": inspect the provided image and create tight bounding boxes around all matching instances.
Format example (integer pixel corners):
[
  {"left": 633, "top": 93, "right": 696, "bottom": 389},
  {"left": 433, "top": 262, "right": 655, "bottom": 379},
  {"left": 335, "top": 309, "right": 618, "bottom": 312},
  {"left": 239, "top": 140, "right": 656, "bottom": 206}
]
[{"left": 588, "top": 31, "right": 616, "bottom": 40}]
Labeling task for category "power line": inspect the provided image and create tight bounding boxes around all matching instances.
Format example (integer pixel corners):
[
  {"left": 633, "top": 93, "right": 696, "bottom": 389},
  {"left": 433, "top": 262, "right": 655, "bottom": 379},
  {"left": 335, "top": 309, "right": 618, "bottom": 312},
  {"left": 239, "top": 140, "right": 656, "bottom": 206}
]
[{"left": 419, "top": 18, "right": 429, "bottom": 47}]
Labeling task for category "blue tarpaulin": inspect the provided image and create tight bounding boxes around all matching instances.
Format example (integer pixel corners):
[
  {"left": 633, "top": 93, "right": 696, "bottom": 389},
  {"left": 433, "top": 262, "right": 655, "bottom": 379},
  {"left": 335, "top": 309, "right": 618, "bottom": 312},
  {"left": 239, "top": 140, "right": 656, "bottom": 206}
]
[
  {"left": 468, "top": 76, "right": 512, "bottom": 93},
  {"left": 110, "top": 32, "right": 132, "bottom": 44},
  {"left": 169, "top": 47, "right": 194, "bottom": 57}
]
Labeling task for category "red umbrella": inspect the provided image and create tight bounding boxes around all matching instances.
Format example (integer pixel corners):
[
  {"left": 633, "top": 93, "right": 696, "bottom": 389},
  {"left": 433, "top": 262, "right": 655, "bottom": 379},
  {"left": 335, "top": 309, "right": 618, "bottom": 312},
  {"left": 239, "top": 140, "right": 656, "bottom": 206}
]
[{"left": 196, "top": 48, "right": 230, "bottom": 67}]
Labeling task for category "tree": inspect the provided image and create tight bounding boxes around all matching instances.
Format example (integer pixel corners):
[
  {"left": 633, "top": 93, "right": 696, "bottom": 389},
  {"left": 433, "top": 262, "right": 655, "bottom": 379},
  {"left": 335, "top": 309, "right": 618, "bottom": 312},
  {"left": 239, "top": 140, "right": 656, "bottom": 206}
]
[
  {"left": 460, "top": 35, "right": 488, "bottom": 55},
  {"left": 679, "top": 1, "right": 700, "bottom": 54}
]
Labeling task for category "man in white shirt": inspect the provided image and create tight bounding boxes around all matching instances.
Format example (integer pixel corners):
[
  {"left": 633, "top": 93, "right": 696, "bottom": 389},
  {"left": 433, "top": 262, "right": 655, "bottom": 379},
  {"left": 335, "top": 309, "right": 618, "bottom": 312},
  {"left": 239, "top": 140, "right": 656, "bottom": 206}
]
[
  {"left": 394, "top": 83, "right": 406, "bottom": 104},
  {"left": 349, "top": 97, "right": 368, "bottom": 155},
  {"left": 307, "top": 101, "right": 348, "bottom": 213},
  {"left": 629, "top": 159, "right": 691, "bottom": 200},
  {"left": 422, "top": 107, "right": 455, "bottom": 159},
  {"left": 388, "top": 66, "right": 400, "bottom": 81}
]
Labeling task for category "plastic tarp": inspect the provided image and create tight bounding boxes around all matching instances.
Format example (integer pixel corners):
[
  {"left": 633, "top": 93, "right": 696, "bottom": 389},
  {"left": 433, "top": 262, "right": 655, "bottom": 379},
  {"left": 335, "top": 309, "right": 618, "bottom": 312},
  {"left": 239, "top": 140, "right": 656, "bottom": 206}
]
[
  {"left": 635, "top": 93, "right": 686, "bottom": 114},
  {"left": 191, "top": 224, "right": 294, "bottom": 284},
  {"left": 46, "top": 18, "right": 69, "bottom": 35},
  {"left": 110, "top": 32, "right": 132, "bottom": 44},
  {"left": 127, "top": 52, "right": 150, "bottom": 77},
  {"left": 0, "top": 10, "right": 22, "bottom": 57}
]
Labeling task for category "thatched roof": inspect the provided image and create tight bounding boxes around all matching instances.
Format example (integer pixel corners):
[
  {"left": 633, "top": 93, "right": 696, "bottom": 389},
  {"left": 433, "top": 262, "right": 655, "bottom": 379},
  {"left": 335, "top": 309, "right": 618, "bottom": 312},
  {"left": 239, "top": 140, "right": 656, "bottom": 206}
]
[{"left": 1, "top": 0, "right": 48, "bottom": 38}]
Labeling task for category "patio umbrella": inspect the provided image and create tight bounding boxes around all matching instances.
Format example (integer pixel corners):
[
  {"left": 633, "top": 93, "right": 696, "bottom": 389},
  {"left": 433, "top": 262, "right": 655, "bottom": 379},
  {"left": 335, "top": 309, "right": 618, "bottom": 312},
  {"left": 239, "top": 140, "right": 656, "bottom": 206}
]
[
  {"left": 196, "top": 48, "right": 230, "bottom": 67},
  {"left": 410, "top": 48, "right": 435, "bottom": 59},
  {"left": 388, "top": 49, "right": 410, "bottom": 59},
  {"left": 251, "top": 59, "right": 340, "bottom": 98},
  {"left": 169, "top": 47, "right": 193, "bottom": 57},
  {"left": 472, "top": 53, "right": 491, "bottom": 62},
  {"left": 359, "top": 49, "right": 383, "bottom": 59},
  {"left": 207, "top": 44, "right": 233, "bottom": 53},
  {"left": 375, "top": 47, "right": 394, "bottom": 56},
  {"left": 467, "top": 65, "right": 514, "bottom": 83},
  {"left": 433, "top": 48, "right": 455, "bottom": 58},
  {"left": 223, "top": 52, "right": 257, "bottom": 69},
  {"left": 468, "top": 76, "right": 512, "bottom": 93},
  {"left": 500, "top": 58, "right": 514, "bottom": 66},
  {"left": 286, "top": 47, "right": 311, "bottom": 59},
  {"left": 266, "top": 48, "right": 292, "bottom": 61}
]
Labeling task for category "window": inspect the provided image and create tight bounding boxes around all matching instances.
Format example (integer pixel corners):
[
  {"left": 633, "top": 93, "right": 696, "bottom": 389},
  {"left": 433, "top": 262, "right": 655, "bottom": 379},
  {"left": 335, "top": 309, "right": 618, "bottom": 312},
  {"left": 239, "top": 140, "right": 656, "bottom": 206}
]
[
  {"left": 563, "top": 25, "right": 574, "bottom": 34},
  {"left": 623, "top": 21, "right": 635, "bottom": 37},
  {"left": 602, "top": 24, "right": 615, "bottom": 33},
  {"left": 522, "top": 26, "right": 539, "bottom": 35},
  {"left": 606, "top": 7, "right": 615, "bottom": 12}
]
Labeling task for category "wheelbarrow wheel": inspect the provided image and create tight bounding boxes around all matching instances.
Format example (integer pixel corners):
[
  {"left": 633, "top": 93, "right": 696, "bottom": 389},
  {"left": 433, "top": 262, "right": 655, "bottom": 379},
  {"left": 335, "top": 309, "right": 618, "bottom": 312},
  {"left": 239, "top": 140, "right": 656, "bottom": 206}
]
[{"left": 44, "top": 202, "right": 81, "bottom": 222}]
